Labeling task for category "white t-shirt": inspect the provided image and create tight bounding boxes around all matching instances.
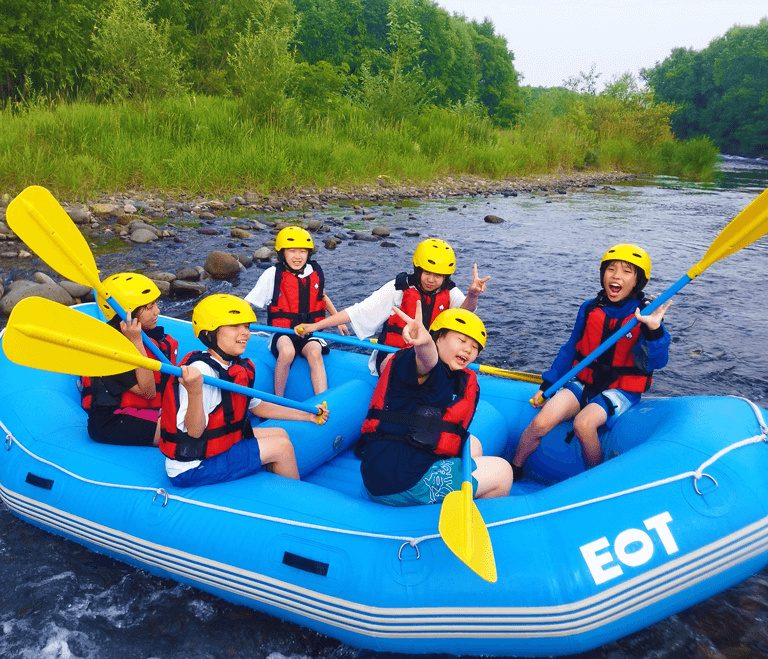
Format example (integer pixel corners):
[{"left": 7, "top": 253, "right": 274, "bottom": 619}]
[
  {"left": 244, "top": 263, "right": 316, "bottom": 309},
  {"left": 165, "top": 357, "right": 262, "bottom": 477},
  {"left": 345, "top": 279, "right": 467, "bottom": 375}
]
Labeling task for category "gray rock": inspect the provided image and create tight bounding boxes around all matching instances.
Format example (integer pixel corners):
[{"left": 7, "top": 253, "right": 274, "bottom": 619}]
[
  {"left": 0, "top": 282, "right": 75, "bottom": 315},
  {"left": 362, "top": 214, "right": 376, "bottom": 221},
  {"left": 58, "top": 280, "right": 93, "bottom": 299},
  {"left": 170, "top": 280, "right": 207, "bottom": 297},
  {"left": 90, "top": 203, "right": 119, "bottom": 218},
  {"left": 0, "top": 221, "right": 11, "bottom": 235},
  {"left": 152, "top": 279, "right": 171, "bottom": 295},
  {"left": 230, "top": 228, "right": 252, "bottom": 239},
  {"left": 380, "top": 241, "right": 398, "bottom": 248},
  {"left": 130, "top": 229, "right": 159, "bottom": 244},
  {"left": 204, "top": 250, "right": 241, "bottom": 279},
  {"left": 404, "top": 230, "right": 420, "bottom": 237},
  {"left": 0, "top": 280, "right": 3, "bottom": 298},
  {"left": 243, "top": 191, "right": 260, "bottom": 203},
  {"left": 252, "top": 247, "right": 274, "bottom": 262},
  {"left": 484, "top": 214, "right": 505, "bottom": 224},
  {"left": 9, "top": 278, "right": 37, "bottom": 293},
  {"left": 323, "top": 238, "right": 338, "bottom": 250},
  {"left": 232, "top": 253, "right": 252, "bottom": 267},
  {"left": 129, "top": 220, "right": 160, "bottom": 235},
  {"left": 144, "top": 271, "right": 176, "bottom": 283},
  {"left": 353, "top": 233, "right": 378, "bottom": 242},
  {"left": 307, "top": 219, "right": 323, "bottom": 231},
  {"left": 34, "top": 272, "right": 58, "bottom": 286},
  {"left": 66, "top": 209, "right": 90, "bottom": 225},
  {"left": 175, "top": 267, "right": 200, "bottom": 281},
  {"left": 199, "top": 212, "right": 216, "bottom": 220},
  {"left": 372, "top": 227, "right": 390, "bottom": 237}
]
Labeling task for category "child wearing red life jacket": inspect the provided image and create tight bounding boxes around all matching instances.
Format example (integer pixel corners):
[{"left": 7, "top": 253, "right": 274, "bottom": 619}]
[
  {"left": 510, "top": 244, "right": 672, "bottom": 475},
  {"left": 244, "top": 226, "right": 346, "bottom": 397},
  {"left": 357, "top": 304, "right": 512, "bottom": 506},
  {"left": 294, "top": 238, "right": 491, "bottom": 376},
  {"left": 159, "top": 294, "right": 328, "bottom": 488},
  {"left": 81, "top": 273, "right": 178, "bottom": 447}
]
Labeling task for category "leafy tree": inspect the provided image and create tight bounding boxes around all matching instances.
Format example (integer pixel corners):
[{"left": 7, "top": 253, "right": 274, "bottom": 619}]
[
  {"left": 0, "top": 0, "right": 101, "bottom": 99},
  {"left": 89, "top": 0, "right": 184, "bottom": 100},
  {"left": 228, "top": 0, "right": 297, "bottom": 122}
]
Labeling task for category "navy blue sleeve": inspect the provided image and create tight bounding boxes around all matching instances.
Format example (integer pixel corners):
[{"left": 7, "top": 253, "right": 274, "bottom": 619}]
[{"left": 541, "top": 299, "right": 591, "bottom": 388}]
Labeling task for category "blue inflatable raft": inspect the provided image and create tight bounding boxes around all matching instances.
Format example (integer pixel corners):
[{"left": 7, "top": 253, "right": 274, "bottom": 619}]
[{"left": 1, "top": 304, "right": 768, "bottom": 657}]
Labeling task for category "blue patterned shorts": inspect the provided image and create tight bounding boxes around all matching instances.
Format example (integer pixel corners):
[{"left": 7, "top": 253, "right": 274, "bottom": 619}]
[{"left": 366, "top": 458, "right": 479, "bottom": 507}]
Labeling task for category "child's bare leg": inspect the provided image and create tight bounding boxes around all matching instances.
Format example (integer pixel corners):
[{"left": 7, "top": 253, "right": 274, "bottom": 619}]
[
  {"left": 274, "top": 335, "right": 296, "bottom": 397},
  {"left": 473, "top": 457, "right": 513, "bottom": 498},
  {"left": 573, "top": 402, "right": 608, "bottom": 468},
  {"left": 512, "top": 389, "right": 580, "bottom": 468},
  {"left": 378, "top": 352, "right": 394, "bottom": 374},
  {"left": 470, "top": 435, "right": 483, "bottom": 458},
  {"left": 302, "top": 340, "right": 327, "bottom": 395},
  {"left": 254, "top": 427, "right": 299, "bottom": 480}
]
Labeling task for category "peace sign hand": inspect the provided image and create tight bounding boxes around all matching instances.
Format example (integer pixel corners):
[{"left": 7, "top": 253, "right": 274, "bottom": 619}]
[
  {"left": 468, "top": 263, "right": 491, "bottom": 297},
  {"left": 392, "top": 300, "right": 430, "bottom": 347}
]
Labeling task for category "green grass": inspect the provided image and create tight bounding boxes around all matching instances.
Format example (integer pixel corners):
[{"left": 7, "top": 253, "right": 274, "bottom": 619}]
[{"left": 0, "top": 95, "right": 719, "bottom": 200}]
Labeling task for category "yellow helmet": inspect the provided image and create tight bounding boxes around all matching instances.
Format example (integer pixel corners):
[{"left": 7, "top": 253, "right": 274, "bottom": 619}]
[
  {"left": 275, "top": 226, "right": 314, "bottom": 252},
  {"left": 430, "top": 308, "right": 487, "bottom": 350},
  {"left": 192, "top": 294, "right": 257, "bottom": 337},
  {"left": 97, "top": 272, "right": 160, "bottom": 320},
  {"left": 601, "top": 244, "right": 651, "bottom": 288},
  {"left": 413, "top": 238, "right": 456, "bottom": 275}
]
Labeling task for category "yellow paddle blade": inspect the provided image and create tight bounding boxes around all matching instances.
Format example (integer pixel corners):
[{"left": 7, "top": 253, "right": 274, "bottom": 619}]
[
  {"left": 6, "top": 186, "right": 100, "bottom": 289},
  {"left": 439, "top": 482, "right": 497, "bottom": 583},
  {"left": 688, "top": 185, "right": 768, "bottom": 278},
  {"left": 3, "top": 297, "right": 159, "bottom": 376},
  {"left": 477, "top": 364, "right": 543, "bottom": 384}
]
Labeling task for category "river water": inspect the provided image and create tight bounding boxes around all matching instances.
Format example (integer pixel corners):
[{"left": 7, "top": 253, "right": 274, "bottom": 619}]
[{"left": 2, "top": 156, "right": 768, "bottom": 658}]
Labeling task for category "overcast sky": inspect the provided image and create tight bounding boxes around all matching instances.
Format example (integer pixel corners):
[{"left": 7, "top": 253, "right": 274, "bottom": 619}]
[{"left": 435, "top": 0, "right": 767, "bottom": 89}]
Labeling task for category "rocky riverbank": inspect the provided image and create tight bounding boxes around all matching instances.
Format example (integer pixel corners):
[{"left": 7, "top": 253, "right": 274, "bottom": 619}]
[{"left": 0, "top": 170, "right": 637, "bottom": 316}]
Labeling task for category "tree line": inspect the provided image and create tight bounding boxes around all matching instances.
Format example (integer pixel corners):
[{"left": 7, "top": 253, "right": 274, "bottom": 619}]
[
  {"left": 642, "top": 18, "right": 768, "bottom": 158},
  {"left": 0, "top": 0, "right": 520, "bottom": 124}
]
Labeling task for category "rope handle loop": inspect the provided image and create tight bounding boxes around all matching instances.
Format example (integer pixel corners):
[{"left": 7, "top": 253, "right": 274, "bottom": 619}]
[
  {"left": 693, "top": 471, "right": 718, "bottom": 496},
  {"left": 5, "top": 432, "right": 12, "bottom": 451},
  {"left": 398, "top": 541, "right": 421, "bottom": 561}
]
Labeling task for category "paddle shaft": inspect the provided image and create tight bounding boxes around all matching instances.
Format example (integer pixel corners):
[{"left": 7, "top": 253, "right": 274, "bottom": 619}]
[
  {"left": 461, "top": 437, "right": 474, "bottom": 557},
  {"left": 543, "top": 273, "right": 689, "bottom": 399},
  {"left": 15, "top": 195, "right": 171, "bottom": 366},
  {"left": 250, "top": 323, "right": 542, "bottom": 383},
  {"left": 158, "top": 361, "right": 320, "bottom": 415}
]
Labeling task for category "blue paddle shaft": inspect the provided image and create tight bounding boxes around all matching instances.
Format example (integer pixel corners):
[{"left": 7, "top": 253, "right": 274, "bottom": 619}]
[
  {"left": 250, "top": 323, "right": 488, "bottom": 374},
  {"left": 156, "top": 362, "right": 318, "bottom": 415},
  {"left": 543, "top": 273, "right": 690, "bottom": 399},
  {"left": 462, "top": 434, "right": 472, "bottom": 485}
]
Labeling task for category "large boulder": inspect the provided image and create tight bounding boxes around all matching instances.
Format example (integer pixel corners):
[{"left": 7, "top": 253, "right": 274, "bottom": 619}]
[
  {"left": 0, "top": 281, "right": 74, "bottom": 315},
  {"left": 204, "top": 250, "right": 241, "bottom": 279}
]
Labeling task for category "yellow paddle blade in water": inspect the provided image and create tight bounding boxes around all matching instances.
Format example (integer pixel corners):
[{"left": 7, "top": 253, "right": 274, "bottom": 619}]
[
  {"left": 688, "top": 185, "right": 768, "bottom": 278},
  {"left": 477, "top": 364, "right": 543, "bottom": 384},
  {"left": 7, "top": 186, "right": 100, "bottom": 289},
  {"left": 3, "top": 297, "right": 159, "bottom": 376},
  {"left": 439, "top": 482, "right": 497, "bottom": 583}
]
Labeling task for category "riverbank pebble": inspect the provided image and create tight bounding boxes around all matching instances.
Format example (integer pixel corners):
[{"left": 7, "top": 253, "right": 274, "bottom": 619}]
[{"left": 0, "top": 170, "right": 638, "bottom": 316}]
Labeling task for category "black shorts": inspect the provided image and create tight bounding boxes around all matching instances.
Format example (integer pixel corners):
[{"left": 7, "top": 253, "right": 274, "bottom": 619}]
[
  {"left": 87, "top": 408, "right": 157, "bottom": 447},
  {"left": 269, "top": 332, "right": 330, "bottom": 359}
]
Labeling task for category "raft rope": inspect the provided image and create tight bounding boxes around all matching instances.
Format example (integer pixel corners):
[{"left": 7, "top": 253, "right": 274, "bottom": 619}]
[{"left": 1, "top": 396, "right": 767, "bottom": 551}]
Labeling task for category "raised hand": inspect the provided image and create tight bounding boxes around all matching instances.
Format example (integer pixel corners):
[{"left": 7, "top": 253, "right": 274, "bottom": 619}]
[
  {"left": 392, "top": 300, "right": 430, "bottom": 346},
  {"left": 635, "top": 294, "right": 672, "bottom": 331},
  {"left": 468, "top": 263, "right": 491, "bottom": 297}
]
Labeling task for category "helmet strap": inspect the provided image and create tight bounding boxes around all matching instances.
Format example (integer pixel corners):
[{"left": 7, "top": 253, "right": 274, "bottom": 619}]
[{"left": 199, "top": 330, "right": 240, "bottom": 364}]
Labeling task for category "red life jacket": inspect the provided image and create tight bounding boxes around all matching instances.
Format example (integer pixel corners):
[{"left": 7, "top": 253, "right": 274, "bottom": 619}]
[
  {"left": 377, "top": 272, "right": 455, "bottom": 349},
  {"left": 267, "top": 262, "right": 326, "bottom": 329},
  {"left": 360, "top": 350, "right": 479, "bottom": 457},
  {"left": 158, "top": 352, "right": 256, "bottom": 462},
  {"left": 81, "top": 329, "right": 178, "bottom": 410},
  {"left": 573, "top": 300, "right": 652, "bottom": 394}
]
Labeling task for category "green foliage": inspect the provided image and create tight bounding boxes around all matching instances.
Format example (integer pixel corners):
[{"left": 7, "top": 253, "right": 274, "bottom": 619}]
[
  {"left": 0, "top": 0, "right": 100, "bottom": 99},
  {"left": 356, "top": 0, "right": 429, "bottom": 124},
  {"left": 643, "top": 18, "right": 768, "bottom": 156},
  {"left": 228, "top": 0, "right": 297, "bottom": 123},
  {"left": 89, "top": 0, "right": 184, "bottom": 101}
]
